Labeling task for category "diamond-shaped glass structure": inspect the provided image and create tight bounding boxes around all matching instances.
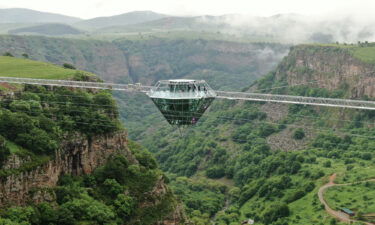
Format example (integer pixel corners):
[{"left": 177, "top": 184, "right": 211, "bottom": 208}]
[{"left": 147, "top": 79, "right": 216, "bottom": 126}]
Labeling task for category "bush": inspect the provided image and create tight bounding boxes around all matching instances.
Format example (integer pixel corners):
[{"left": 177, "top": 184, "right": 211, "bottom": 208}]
[
  {"left": 206, "top": 166, "right": 225, "bottom": 179},
  {"left": 73, "top": 71, "right": 93, "bottom": 81},
  {"left": 292, "top": 128, "right": 305, "bottom": 140},
  {"left": 15, "top": 128, "right": 58, "bottom": 155},
  {"left": 63, "top": 63, "right": 76, "bottom": 70},
  {"left": 114, "top": 194, "right": 135, "bottom": 218},
  {"left": 323, "top": 161, "right": 331, "bottom": 168},
  {"left": 361, "top": 153, "right": 372, "bottom": 160},
  {"left": 3, "top": 52, "right": 13, "bottom": 57},
  {"left": 286, "top": 190, "right": 306, "bottom": 203},
  {"left": 261, "top": 203, "right": 290, "bottom": 224},
  {"left": 346, "top": 165, "right": 354, "bottom": 171}
]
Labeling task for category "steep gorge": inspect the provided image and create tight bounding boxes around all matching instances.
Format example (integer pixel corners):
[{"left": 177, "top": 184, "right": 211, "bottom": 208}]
[
  {"left": 0, "top": 73, "right": 186, "bottom": 224},
  {"left": 0, "top": 132, "right": 129, "bottom": 205},
  {"left": 137, "top": 44, "right": 375, "bottom": 224},
  {"left": 0, "top": 35, "right": 289, "bottom": 89},
  {"left": 271, "top": 45, "right": 375, "bottom": 98}
]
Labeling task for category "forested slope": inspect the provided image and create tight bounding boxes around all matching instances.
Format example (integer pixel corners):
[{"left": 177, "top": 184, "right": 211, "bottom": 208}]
[
  {"left": 138, "top": 44, "right": 375, "bottom": 225},
  {"left": 1, "top": 35, "right": 374, "bottom": 224},
  {"left": 0, "top": 35, "right": 289, "bottom": 139},
  {"left": 0, "top": 56, "right": 186, "bottom": 225}
]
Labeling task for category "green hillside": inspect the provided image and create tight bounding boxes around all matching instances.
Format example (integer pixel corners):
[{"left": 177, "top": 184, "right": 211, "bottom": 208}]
[
  {"left": 0, "top": 8, "right": 81, "bottom": 24},
  {"left": 0, "top": 56, "right": 93, "bottom": 79},
  {"left": 0, "top": 55, "right": 181, "bottom": 224},
  {"left": 9, "top": 23, "right": 83, "bottom": 36},
  {"left": 1, "top": 35, "right": 374, "bottom": 224},
  {"left": 74, "top": 11, "right": 167, "bottom": 30},
  {"left": 133, "top": 44, "right": 375, "bottom": 225},
  {"left": 309, "top": 42, "right": 375, "bottom": 64}
]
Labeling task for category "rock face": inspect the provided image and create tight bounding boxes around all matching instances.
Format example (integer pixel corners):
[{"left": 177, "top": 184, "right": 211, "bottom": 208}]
[
  {"left": 0, "top": 35, "right": 289, "bottom": 89},
  {"left": 275, "top": 45, "right": 375, "bottom": 98},
  {"left": 0, "top": 130, "right": 186, "bottom": 224},
  {"left": 0, "top": 132, "right": 130, "bottom": 205},
  {"left": 0, "top": 35, "right": 132, "bottom": 83}
]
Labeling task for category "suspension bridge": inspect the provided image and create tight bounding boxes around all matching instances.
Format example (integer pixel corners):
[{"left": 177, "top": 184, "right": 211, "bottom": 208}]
[
  {"left": 0, "top": 76, "right": 374, "bottom": 126},
  {"left": 1, "top": 76, "right": 374, "bottom": 110}
]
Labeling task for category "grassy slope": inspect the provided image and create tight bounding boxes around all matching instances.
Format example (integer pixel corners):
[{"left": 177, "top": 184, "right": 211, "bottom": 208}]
[
  {"left": 0, "top": 56, "right": 95, "bottom": 177},
  {"left": 136, "top": 44, "right": 375, "bottom": 225},
  {"left": 0, "top": 56, "right": 93, "bottom": 79},
  {"left": 311, "top": 43, "right": 375, "bottom": 64},
  {"left": 237, "top": 154, "right": 375, "bottom": 225},
  {"left": 325, "top": 182, "right": 375, "bottom": 214},
  {"left": 0, "top": 56, "right": 78, "bottom": 154}
]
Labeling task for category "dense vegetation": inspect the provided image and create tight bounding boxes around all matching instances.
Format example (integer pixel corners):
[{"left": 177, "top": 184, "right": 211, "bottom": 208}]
[
  {"left": 0, "top": 71, "right": 120, "bottom": 173},
  {"left": 131, "top": 44, "right": 375, "bottom": 225},
  {"left": 139, "top": 91, "right": 375, "bottom": 224},
  {"left": 0, "top": 57, "right": 180, "bottom": 225},
  {"left": 0, "top": 144, "right": 177, "bottom": 225},
  {"left": 0, "top": 56, "right": 94, "bottom": 79},
  {"left": 1, "top": 39, "right": 375, "bottom": 225}
]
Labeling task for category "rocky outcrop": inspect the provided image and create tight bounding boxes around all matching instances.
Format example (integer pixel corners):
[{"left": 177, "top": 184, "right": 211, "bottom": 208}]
[
  {"left": 0, "top": 35, "right": 289, "bottom": 88},
  {"left": 0, "top": 132, "right": 131, "bottom": 206},
  {"left": 275, "top": 45, "right": 375, "bottom": 98},
  {"left": 0, "top": 35, "right": 132, "bottom": 83},
  {"left": 0, "top": 131, "right": 187, "bottom": 224}
]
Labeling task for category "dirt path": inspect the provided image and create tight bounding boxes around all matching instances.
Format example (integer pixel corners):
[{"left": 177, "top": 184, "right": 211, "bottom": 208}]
[{"left": 318, "top": 173, "right": 375, "bottom": 225}]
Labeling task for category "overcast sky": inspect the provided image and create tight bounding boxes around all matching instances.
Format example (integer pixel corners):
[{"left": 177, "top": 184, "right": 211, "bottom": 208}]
[{"left": 1, "top": 0, "right": 375, "bottom": 19}]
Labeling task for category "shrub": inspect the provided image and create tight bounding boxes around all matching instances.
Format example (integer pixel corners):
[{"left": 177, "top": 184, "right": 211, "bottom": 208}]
[
  {"left": 63, "top": 63, "right": 76, "bottom": 70},
  {"left": 286, "top": 190, "right": 306, "bottom": 203},
  {"left": 3, "top": 52, "right": 13, "bottom": 57},
  {"left": 114, "top": 194, "right": 135, "bottom": 218},
  {"left": 206, "top": 166, "right": 225, "bottom": 179},
  {"left": 293, "top": 128, "right": 305, "bottom": 140},
  {"left": 361, "top": 153, "right": 372, "bottom": 160},
  {"left": 261, "top": 203, "right": 290, "bottom": 224},
  {"left": 323, "top": 161, "right": 331, "bottom": 168}
]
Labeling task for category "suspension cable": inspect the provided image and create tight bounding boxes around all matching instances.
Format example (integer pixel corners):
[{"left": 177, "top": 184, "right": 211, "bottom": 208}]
[{"left": 1, "top": 76, "right": 375, "bottom": 110}]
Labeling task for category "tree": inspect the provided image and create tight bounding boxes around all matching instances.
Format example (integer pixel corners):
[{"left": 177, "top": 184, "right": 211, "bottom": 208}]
[
  {"left": 22, "top": 53, "right": 29, "bottom": 58},
  {"left": 355, "top": 210, "right": 364, "bottom": 220},
  {"left": 261, "top": 203, "right": 290, "bottom": 224},
  {"left": 206, "top": 166, "right": 225, "bottom": 179},
  {"left": 102, "top": 179, "right": 124, "bottom": 198},
  {"left": 330, "top": 218, "right": 337, "bottom": 225},
  {"left": 94, "top": 155, "right": 129, "bottom": 184},
  {"left": 293, "top": 128, "right": 305, "bottom": 140},
  {"left": 3, "top": 52, "right": 13, "bottom": 57},
  {"left": 361, "top": 153, "right": 372, "bottom": 160},
  {"left": 60, "top": 193, "right": 115, "bottom": 223},
  {"left": 62, "top": 63, "right": 76, "bottom": 70},
  {"left": 15, "top": 128, "right": 58, "bottom": 155},
  {"left": 323, "top": 161, "right": 332, "bottom": 168},
  {"left": 36, "top": 203, "right": 58, "bottom": 225},
  {"left": 114, "top": 194, "right": 134, "bottom": 218}
]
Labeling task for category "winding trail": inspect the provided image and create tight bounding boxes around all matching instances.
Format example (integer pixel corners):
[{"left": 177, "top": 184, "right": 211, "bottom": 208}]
[{"left": 318, "top": 173, "right": 375, "bottom": 225}]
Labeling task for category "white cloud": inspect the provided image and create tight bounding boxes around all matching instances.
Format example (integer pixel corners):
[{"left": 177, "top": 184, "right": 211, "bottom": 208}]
[{"left": 0, "top": 0, "right": 375, "bottom": 19}]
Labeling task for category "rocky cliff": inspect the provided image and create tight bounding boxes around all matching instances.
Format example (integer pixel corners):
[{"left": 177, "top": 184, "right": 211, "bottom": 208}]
[
  {"left": 0, "top": 35, "right": 132, "bottom": 82},
  {"left": 0, "top": 131, "right": 186, "bottom": 224},
  {"left": 0, "top": 35, "right": 288, "bottom": 89},
  {"left": 0, "top": 132, "right": 129, "bottom": 205},
  {"left": 0, "top": 82, "right": 187, "bottom": 224},
  {"left": 274, "top": 45, "right": 375, "bottom": 98}
]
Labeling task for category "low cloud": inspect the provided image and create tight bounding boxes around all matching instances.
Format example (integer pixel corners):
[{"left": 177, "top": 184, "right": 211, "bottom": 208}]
[{"left": 196, "top": 13, "right": 375, "bottom": 43}]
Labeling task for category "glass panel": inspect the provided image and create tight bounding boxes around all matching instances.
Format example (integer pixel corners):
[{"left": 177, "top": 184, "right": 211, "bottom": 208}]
[{"left": 151, "top": 97, "right": 214, "bottom": 126}]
